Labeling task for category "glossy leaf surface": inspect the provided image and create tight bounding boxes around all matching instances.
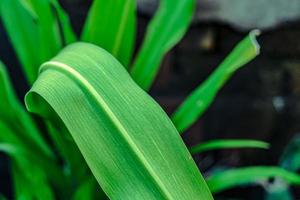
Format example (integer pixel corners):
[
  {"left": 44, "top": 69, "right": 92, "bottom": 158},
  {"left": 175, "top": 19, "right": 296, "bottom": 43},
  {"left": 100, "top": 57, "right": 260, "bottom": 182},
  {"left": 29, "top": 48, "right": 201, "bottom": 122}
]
[{"left": 25, "top": 43, "right": 213, "bottom": 200}]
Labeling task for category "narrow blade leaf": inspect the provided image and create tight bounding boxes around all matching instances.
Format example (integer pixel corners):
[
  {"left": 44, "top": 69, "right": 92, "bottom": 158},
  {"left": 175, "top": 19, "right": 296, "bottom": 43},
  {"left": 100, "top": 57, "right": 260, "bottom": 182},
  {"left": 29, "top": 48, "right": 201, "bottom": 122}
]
[
  {"left": 81, "top": 0, "right": 136, "bottom": 67},
  {"left": 0, "top": 0, "right": 40, "bottom": 83},
  {"left": 50, "top": 0, "right": 77, "bottom": 44},
  {"left": 206, "top": 166, "right": 300, "bottom": 193},
  {"left": 0, "top": 0, "right": 67, "bottom": 83},
  {"left": 190, "top": 139, "right": 269, "bottom": 155},
  {"left": 172, "top": 30, "right": 261, "bottom": 133},
  {"left": 0, "top": 61, "right": 52, "bottom": 157},
  {"left": 130, "top": 0, "right": 195, "bottom": 90},
  {"left": 25, "top": 42, "right": 213, "bottom": 199},
  {"left": 0, "top": 144, "right": 55, "bottom": 200},
  {"left": 21, "top": 0, "right": 62, "bottom": 62}
]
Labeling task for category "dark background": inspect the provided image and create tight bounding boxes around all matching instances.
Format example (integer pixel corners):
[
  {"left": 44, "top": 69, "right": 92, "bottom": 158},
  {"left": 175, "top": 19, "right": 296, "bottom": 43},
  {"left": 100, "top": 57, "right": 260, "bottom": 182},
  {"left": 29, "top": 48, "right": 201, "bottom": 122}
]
[{"left": 1, "top": 0, "right": 300, "bottom": 199}]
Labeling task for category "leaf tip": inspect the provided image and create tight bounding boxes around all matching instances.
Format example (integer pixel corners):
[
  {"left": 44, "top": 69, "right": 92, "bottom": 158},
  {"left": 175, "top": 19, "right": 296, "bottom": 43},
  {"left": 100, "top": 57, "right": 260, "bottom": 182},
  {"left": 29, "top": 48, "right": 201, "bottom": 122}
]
[{"left": 249, "top": 29, "right": 261, "bottom": 55}]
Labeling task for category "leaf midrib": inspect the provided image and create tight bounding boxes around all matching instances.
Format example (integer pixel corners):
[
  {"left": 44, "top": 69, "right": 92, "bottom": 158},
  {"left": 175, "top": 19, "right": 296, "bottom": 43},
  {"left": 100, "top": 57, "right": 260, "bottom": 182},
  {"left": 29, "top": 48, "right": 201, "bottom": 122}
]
[{"left": 41, "top": 61, "right": 173, "bottom": 199}]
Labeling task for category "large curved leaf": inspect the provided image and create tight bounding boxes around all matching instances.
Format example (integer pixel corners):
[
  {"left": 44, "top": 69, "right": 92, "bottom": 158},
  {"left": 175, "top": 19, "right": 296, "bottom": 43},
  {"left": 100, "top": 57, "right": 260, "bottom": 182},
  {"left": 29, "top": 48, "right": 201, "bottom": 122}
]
[{"left": 25, "top": 42, "right": 213, "bottom": 199}]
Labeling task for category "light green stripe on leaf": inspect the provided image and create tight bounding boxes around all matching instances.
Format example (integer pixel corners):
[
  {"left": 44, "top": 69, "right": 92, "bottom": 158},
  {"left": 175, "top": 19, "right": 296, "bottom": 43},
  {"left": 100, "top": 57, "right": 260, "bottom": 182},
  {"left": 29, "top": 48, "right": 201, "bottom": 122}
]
[
  {"left": 172, "top": 30, "right": 261, "bottom": 133},
  {"left": 25, "top": 42, "right": 213, "bottom": 200},
  {"left": 190, "top": 139, "right": 269, "bottom": 155},
  {"left": 130, "top": 0, "right": 195, "bottom": 90},
  {"left": 206, "top": 166, "right": 300, "bottom": 193},
  {"left": 81, "top": 0, "right": 136, "bottom": 67}
]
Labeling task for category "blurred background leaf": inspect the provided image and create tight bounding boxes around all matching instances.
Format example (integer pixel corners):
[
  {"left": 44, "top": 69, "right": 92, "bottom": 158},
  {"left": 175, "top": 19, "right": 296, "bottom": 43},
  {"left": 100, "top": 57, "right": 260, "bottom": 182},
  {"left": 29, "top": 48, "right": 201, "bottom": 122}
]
[
  {"left": 172, "top": 30, "right": 260, "bottom": 133},
  {"left": 206, "top": 166, "right": 300, "bottom": 194},
  {"left": 130, "top": 0, "right": 195, "bottom": 90},
  {"left": 81, "top": 0, "right": 136, "bottom": 67},
  {"left": 190, "top": 139, "right": 269, "bottom": 155}
]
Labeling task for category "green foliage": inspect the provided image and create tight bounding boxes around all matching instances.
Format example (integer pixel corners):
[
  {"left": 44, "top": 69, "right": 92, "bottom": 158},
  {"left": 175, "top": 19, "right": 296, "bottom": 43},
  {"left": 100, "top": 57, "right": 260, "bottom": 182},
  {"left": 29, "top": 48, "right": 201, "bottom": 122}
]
[
  {"left": 81, "top": 0, "right": 136, "bottom": 67},
  {"left": 72, "top": 177, "right": 105, "bottom": 200},
  {"left": 0, "top": 61, "right": 52, "bottom": 157},
  {"left": 0, "top": 0, "right": 298, "bottom": 199},
  {"left": 206, "top": 166, "right": 300, "bottom": 193},
  {"left": 172, "top": 30, "right": 261, "bottom": 133},
  {"left": 190, "top": 139, "right": 269, "bottom": 155},
  {"left": 130, "top": 0, "right": 195, "bottom": 90},
  {"left": 0, "top": 0, "right": 73, "bottom": 83},
  {"left": 25, "top": 43, "right": 213, "bottom": 199}
]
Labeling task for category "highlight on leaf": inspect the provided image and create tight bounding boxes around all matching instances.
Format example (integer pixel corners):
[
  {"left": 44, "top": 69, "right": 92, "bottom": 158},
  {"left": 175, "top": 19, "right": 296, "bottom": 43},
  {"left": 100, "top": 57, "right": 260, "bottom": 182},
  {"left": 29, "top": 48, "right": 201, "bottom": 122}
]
[
  {"left": 206, "top": 166, "right": 300, "bottom": 193},
  {"left": 172, "top": 30, "right": 261, "bottom": 133},
  {"left": 190, "top": 139, "right": 270, "bottom": 155}
]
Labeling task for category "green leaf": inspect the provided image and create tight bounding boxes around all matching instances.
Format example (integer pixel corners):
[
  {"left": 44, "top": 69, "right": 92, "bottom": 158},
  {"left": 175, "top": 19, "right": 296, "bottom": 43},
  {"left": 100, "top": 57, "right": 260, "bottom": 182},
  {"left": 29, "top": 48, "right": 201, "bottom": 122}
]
[
  {"left": 21, "top": 0, "right": 62, "bottom": 62},
  {"left": 172, "top": 30, "right": 261, "bottom": 133},
  {"left": 25, "top": 42, "right": 213, "bottom": 199},
  {"left": 0, "top": 143, "right": 55, "bottom": 200},
  {"left": 280, "top": 134, "right": 300, "bottom": 172},
  {"left": 130, "top": 0, "right": 195, "bottom": 90},
  {"left": 0, "top": 121, "right": 68, "bottom": 197},
  {"left": 0, "top": 62, "right": 66, "bottom": 195},
  {"left": 45, "top": 120, "right": 89, "bottom": 182},
  {"left": 12, "top": 160, "right": 55, "bottom": 200},
  {"left": 190, "top": 139, "right": 269, "bottom": 155},
  {"left": 72, "top": 177, "right": 106, "bottom": 200},
  {"left": 0, "top": 61, "right": 52, "bottom": 157},
  {"left": 206, "top": 166, "right": 300, "bottom": 193},
  {"left": 0, "top": 0, "right": 41, "bottom": 83},
  {"left": 72, "top": 177, "right": 96, "bottom": 200},
  {"left": 1, "top": 0, "right": 71, "bottom": 83},
  {"left": 81, "top": 0, "right": 136, "bottom": 67},
  {"left": 50, "top": 0, "right": 77, "bottom": 44},
  {"left": 0, "top": 143, "right": 24, "bottom": 157}
]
